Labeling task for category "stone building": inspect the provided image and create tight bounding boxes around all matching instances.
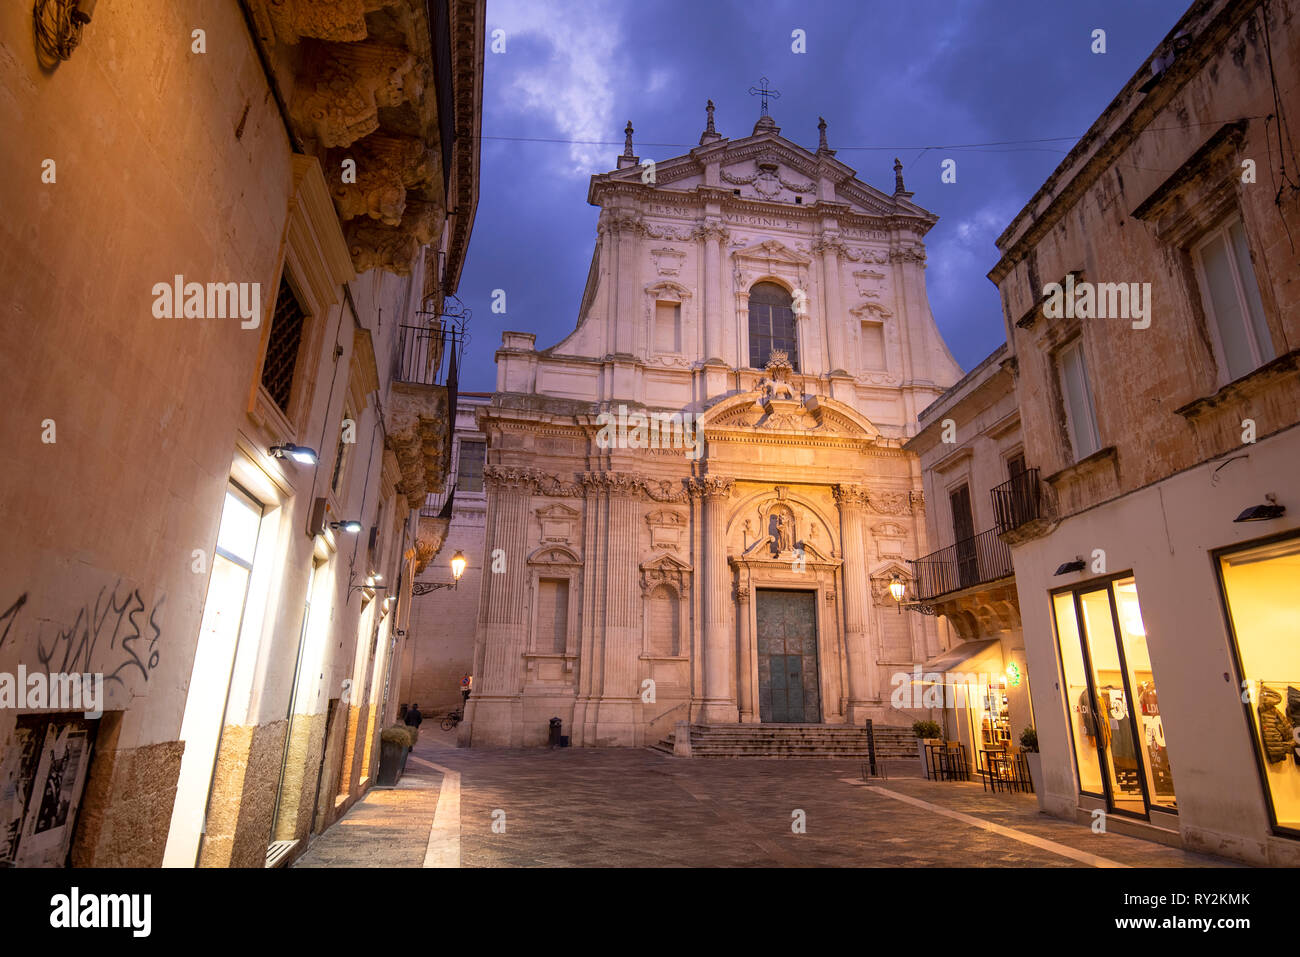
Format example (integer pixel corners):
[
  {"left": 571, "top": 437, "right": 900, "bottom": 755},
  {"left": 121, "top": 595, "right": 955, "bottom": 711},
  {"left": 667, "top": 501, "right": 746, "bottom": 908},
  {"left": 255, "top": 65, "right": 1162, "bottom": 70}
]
[
  {"left": 0, "top": 0, "right": 483, "bottom": 867},
  {"left": 401, "top": 392, "right": 491, "bottom": 716},
  {"left": 903, "top": 343, "right": 1034, "bottom": 759},
  {"left": 464, "top": 105, "right": 964, "bottom": 748},
  {"left": 989, "top": 0, "right": 1300, "bottom": 864}
]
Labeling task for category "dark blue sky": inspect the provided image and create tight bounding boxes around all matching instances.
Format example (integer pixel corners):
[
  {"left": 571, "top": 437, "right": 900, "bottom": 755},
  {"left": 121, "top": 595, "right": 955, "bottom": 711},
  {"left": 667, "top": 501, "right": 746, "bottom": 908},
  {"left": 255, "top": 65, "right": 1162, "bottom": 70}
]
[{"left": 453, "top": 0, "right": 1193, "bottom": 390}]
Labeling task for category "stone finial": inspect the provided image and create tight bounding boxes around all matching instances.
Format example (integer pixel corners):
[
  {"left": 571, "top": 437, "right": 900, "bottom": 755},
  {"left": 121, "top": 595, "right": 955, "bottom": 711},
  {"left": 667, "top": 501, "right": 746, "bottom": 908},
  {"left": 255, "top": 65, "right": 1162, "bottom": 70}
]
[
  {"left": 700, "top": 98, "right": 722, "bottom": 145},
  {"left": 818, "top": 116, "right": 828, "bottom": 151},
  {"left": 617, "top": 120, "right": 639, "bottom": 169},
  {"left": 893, "top": 157, "right": 914, "bottom": 198}
]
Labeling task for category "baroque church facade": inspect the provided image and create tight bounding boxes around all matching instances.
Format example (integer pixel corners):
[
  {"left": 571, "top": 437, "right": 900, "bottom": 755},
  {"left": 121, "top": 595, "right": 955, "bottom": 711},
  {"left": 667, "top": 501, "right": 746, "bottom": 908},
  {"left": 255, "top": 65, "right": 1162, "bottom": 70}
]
[{"left": 463, "top": 105, "right": 964, "bottom": 747}]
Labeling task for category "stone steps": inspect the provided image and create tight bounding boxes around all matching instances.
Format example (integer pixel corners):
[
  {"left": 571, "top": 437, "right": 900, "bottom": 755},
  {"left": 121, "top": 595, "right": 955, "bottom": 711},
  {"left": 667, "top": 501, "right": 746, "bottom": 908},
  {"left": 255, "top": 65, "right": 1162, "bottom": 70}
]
[{"left": 648, "top": 724, "right": 922, "bottom": 759}]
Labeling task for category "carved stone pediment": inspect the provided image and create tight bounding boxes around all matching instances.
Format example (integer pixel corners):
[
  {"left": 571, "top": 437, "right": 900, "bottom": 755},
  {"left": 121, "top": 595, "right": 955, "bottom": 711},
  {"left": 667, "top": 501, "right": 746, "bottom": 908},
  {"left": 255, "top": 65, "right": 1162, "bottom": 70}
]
[
  {"left": 645, "top": 509, "right": 686, "bottom": 552},
  {"left": 536, "top": 502, "right": 579, "bottom": 543},
  {"left": 645, "top": 279, "right": 692, "bottom": 302},
  {"left": 732, "top": 237, "right": 812, "bottom": 269},
  {"left": 869, "top": 562, "right": 913, "bottom": 605},
  {"left": 527, "top": 544, "right": 581, "bottom": 567},
  {"left": 852, "top": 269, "right": 887, "bottom": 297},
  {"left": 640, "top": 553, "right": 692, "bottom": 594},
  {"left": 650, "top": 247, "right": 687, "bottom": 277},
  {"left": 850, "top": 301, "right": 894, "bottom": 320},
  {"left": 871, "top": 521, "right": 908, "bottom": 560}
]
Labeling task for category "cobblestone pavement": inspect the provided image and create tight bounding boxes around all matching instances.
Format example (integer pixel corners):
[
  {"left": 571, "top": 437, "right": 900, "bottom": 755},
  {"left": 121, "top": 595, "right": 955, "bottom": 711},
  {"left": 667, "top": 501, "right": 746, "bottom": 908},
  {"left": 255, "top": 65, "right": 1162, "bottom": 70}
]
[{"left": 292, "top": 726, "right": 1237, "bottom": 868}]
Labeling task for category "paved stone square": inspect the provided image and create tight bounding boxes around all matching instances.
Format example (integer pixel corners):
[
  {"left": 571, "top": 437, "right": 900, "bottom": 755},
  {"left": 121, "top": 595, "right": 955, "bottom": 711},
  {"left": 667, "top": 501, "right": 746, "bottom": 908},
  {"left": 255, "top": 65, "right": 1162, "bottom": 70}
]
[{"left": 294, "top": 727, "right": 1236, "bottom": 868}]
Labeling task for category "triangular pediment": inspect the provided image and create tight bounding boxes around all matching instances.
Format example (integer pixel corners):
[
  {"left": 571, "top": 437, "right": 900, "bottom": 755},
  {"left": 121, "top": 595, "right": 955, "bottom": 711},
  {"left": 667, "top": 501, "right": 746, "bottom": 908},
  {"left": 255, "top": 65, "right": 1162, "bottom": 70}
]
[
  {"left": 640, "top": 553, "right": 692, "bottom": 574},
  {"left": 590, "top": 127, "right": 936, "bottom": 223},
  {"left": 732, "top": 238, "right": 810, "bottom": 268}
]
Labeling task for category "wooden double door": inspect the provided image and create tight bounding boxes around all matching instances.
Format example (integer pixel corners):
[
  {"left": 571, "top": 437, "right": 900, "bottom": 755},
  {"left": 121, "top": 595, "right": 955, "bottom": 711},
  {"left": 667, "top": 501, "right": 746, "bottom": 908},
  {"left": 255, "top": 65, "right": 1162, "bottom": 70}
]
[{"left": 756, "top": 589, "right": 822, "bottom": 723}]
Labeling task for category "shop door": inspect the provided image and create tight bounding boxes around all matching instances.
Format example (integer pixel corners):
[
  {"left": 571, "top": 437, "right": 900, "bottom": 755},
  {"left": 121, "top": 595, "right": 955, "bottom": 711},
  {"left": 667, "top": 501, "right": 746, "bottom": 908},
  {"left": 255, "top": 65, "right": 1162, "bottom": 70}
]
[
  {"left": 1054, "top": 577, "right": 1177, "bottom": 818},
  {"left": 756, "top": 590, "right": 821, "bottom": 723}
]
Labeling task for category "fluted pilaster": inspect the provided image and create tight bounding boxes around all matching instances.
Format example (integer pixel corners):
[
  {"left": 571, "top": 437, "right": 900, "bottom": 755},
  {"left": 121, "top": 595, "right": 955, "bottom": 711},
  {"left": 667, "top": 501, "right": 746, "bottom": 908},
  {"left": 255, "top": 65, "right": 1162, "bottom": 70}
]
[
  {"left": 478, "top": 469, "right": 535, "bottom": 696},
  {"left": 700, "top": 222, "right": 727, "bottom": 362},
  {"left": 834, "top": 483, "right": 876, "bottom": 719},
  {"left": 693, "top": 475, "right": 736, "bottom": 722}
]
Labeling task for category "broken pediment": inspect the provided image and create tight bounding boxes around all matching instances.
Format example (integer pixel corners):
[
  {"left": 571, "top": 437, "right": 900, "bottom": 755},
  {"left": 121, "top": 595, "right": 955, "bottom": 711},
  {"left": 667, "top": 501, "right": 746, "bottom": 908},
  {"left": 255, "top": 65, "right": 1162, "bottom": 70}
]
[{"left": 699, "top": 390, "right": 883, "bottom": 440}]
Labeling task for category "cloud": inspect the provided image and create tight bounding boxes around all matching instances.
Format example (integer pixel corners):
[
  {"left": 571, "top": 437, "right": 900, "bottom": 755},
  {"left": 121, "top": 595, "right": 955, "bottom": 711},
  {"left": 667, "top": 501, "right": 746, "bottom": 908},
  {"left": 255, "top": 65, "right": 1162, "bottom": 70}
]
[{"left": 489, "top": 0, "right": 627, "bottom": 177}]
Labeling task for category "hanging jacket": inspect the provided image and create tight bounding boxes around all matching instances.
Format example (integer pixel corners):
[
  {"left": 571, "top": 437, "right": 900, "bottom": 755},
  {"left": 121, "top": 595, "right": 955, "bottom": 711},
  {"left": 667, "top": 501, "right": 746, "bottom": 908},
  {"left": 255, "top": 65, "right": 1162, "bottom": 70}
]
[
  {"left": 1287, "top": 685, "right": 1300, "bottom": 724},
  {"left": 1258, "top": 687, "right": 1294, "bottom": 763}
]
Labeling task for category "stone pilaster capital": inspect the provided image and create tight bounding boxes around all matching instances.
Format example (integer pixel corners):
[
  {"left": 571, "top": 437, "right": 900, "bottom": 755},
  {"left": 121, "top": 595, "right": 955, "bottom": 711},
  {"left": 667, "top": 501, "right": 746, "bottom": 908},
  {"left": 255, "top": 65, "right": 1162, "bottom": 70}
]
[
  {"left": 689, "top": 475, "right": 735, "bottom": 500},
  {"left": 735, "top": 585, "right": 750, "bottom": 603},
  {"left": 693, "top": 220, "right": 729, "bottom": 245},
  {"left": 889, "top": 244, "right": 926, "bottom": 265},
  {"left": 812, "top": 235, "right": 847, "bottom": 258},
  {"left": 599, "top": 209, "right": 647, "bottom": 238},
  {"left": 833, "top": 483, "right": 871, "bottom": 508},
  {"left": 484, "top": 464, "right": 541, "bottom": 492}
]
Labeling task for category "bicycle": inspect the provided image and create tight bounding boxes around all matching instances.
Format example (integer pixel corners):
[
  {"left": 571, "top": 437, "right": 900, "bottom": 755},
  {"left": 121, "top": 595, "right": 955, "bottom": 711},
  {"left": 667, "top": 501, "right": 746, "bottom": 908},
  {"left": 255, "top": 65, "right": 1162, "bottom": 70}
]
[{"left": 441, "top": 709, "right": 463, "bottom": 731}]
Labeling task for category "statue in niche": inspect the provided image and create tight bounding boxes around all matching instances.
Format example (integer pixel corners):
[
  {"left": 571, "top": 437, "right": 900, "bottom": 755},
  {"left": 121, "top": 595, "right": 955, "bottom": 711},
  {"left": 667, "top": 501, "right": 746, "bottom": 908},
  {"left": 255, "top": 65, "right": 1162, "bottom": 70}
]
[{"left": 769, "top": 511, "right": 793, "bottom": 555}]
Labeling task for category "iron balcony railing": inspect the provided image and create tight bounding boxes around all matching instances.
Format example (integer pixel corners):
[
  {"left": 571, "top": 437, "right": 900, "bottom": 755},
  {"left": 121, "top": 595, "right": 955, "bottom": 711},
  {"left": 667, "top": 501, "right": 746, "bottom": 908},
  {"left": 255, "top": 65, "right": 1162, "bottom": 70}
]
[
  {"left": 991, "top": 467, "right": 1042, "bottom": 534},
  {"left": 909, "top": 527, "right": 1013, "bottom": 602},
  {"left": 395, "top": 320, "right": 465, "bottom": 388}
]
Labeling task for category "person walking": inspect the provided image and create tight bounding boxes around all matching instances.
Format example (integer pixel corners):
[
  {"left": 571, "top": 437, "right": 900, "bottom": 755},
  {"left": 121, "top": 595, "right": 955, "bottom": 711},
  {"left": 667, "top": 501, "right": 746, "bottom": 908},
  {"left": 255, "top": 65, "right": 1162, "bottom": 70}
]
[{"left": 404, "top": 703, "right": 423, "bottom": 728}]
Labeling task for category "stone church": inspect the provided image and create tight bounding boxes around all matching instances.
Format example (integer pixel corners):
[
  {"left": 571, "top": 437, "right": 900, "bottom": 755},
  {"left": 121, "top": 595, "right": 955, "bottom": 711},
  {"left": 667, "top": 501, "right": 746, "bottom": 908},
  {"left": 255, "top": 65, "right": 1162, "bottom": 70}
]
[{"left": 463, "top": 103, "right": 964, "bottom": 747}]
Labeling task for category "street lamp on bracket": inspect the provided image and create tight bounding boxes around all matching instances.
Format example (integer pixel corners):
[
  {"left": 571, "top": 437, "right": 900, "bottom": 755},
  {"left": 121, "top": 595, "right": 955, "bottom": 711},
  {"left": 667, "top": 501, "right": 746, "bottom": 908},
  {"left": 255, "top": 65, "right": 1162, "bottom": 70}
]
[{"left": 412, "top": 551, "right": 468, "bottom": 595}]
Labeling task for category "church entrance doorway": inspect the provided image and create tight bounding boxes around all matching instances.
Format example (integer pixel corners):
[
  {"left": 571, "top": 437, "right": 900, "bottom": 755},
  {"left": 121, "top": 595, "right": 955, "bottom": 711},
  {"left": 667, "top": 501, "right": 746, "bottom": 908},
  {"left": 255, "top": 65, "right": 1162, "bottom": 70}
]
[{"left": 756, "top": 589, "right": 821, "bottom": 723}]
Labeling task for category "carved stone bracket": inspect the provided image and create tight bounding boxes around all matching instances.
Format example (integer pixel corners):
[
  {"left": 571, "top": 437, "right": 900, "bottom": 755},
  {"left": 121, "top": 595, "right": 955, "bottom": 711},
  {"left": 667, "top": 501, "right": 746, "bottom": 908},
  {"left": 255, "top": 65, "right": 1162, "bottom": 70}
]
[
  {"left": 291, "top": 41, "right": 423, "bottom": 150},
  {"left": 387, "top": 382, "right": 450, "bottom": 508},
  {"left": 345, "top": 199, "right": 440, "bottom": 274},
  {"left": 328, "top": 134, "right": 437, "bottom": 226}
]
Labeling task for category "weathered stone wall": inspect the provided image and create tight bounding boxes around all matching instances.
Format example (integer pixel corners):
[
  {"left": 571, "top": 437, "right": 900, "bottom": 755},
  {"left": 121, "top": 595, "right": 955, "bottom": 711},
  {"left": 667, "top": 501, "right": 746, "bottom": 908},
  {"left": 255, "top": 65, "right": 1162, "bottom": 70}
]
[
  {"left": 0, "top": 0, "right": 467, "bottom": 865},
  {"left": 991, "top": 0, "right": 1300, "bottom": 510}
]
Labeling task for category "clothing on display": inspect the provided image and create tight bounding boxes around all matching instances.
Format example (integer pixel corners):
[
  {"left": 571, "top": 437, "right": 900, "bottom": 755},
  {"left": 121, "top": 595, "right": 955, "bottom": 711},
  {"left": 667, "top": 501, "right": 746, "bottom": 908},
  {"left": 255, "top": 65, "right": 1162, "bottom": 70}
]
[{"left": 1258, "top": 685, "right": 1296, "bottom": 764}]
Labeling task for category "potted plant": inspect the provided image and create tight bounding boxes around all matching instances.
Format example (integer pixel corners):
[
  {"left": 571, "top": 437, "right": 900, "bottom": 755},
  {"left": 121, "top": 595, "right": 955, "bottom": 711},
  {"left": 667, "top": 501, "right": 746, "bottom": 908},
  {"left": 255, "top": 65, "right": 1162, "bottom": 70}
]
[
  {"left": 378, "top": 724, "right": 415, "bottom": 786},
  {"left": 913, "top": 719, "right": 942, "bottom": 775},
  {"left": 1020, "top": 726, "right": 1044, "bottom": 802}
]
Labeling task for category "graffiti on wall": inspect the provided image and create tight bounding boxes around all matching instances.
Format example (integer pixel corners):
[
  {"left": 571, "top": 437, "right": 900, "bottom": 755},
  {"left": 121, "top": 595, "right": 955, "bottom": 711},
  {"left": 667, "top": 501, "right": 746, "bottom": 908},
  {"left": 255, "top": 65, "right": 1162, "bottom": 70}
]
[{"left": 1, "top": 582, "right": 165, "bottom": 691}]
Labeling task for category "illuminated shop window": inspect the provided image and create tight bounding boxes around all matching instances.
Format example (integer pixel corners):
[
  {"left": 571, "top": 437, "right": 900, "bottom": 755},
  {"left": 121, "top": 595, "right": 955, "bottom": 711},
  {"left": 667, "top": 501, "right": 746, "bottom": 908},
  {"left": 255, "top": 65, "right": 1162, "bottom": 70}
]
[
  {"left": 1218, "top": 536, "right": 1300, "bottom": 836},
  {"left": 1051, "top": 576, "right": 1176, "bottom": 817}
]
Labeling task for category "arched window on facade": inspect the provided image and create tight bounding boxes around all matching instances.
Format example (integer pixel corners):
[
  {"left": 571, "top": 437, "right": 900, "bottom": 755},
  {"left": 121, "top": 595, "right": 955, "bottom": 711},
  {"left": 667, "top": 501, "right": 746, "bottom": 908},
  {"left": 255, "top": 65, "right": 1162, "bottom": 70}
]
[{"left": 748, "top": 281, "right": 799, "bottom": 371}]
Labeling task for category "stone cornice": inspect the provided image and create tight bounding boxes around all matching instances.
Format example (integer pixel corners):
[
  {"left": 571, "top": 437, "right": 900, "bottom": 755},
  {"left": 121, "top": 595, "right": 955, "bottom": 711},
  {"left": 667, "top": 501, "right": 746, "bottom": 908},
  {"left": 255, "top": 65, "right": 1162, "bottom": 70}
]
[{"left": 591, "top": 181, "right": 933, "bottom": 236}]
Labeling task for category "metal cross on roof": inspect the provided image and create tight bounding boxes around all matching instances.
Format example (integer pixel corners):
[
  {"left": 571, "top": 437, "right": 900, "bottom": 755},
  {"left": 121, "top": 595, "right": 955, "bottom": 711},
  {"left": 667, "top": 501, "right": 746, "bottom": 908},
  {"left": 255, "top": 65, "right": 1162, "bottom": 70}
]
[{"left": 747, "top": 76, "right": 780, "bottom": 115}]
